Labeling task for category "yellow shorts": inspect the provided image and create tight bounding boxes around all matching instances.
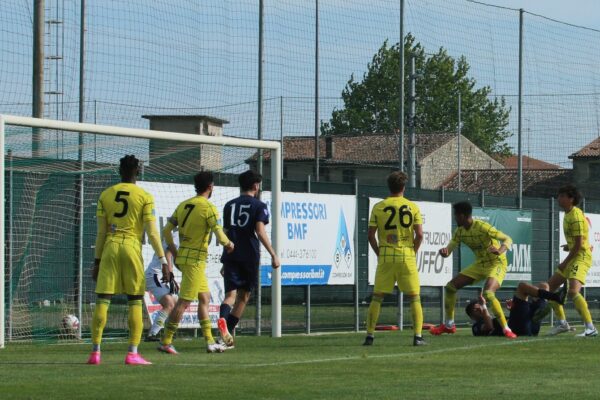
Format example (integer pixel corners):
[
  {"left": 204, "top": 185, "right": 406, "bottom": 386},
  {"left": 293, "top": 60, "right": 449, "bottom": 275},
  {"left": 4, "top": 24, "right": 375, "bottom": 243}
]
[
  {"left": 557, "top": 253, "right": 592, "bottom": 284},
  {"left": 178, "top": 261, "right": 209, "bottom": 301},
  {"left": 96, "top": 240, "right": 145, "bottom": 296},
  {"left": 373, "top": 248, "right": 420, "bottom": 295},
  {"left": 460, "top": 258, "right": 507, "bottom": 286}
]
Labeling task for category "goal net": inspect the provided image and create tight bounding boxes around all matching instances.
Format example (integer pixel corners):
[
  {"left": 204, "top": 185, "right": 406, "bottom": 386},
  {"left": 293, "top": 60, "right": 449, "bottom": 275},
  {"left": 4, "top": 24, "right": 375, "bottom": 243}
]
[{"left": 0, "top": 115, "right": 281, "bottom": 347}]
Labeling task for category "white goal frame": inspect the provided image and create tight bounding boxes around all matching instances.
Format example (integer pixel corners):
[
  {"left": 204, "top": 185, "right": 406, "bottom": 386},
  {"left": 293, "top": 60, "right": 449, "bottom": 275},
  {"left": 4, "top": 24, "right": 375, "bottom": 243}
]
[{"left": 0, "top": 114, "right": 283, "bottom": 348}]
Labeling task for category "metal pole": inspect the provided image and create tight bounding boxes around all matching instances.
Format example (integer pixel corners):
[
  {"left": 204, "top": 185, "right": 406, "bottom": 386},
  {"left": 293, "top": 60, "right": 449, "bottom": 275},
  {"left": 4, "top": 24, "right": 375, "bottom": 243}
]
[
  {"left": 257, "top": 0, "right": 264, "bottom": 177},
  {"left": 441, "top": 186, "right": 445, "bottom": 203},
  {"left": 271, "top": 143, "right": 282, "bottom": 337},
  {"left": 354, "top": 178, "right": 360, "bottom": 332},
  {"left": 517, "top": 9, "right": 524, "bottom": 209},
  {"left": 76, "top": 0, "right": 86, "bottom": 339},
  {"left": 398, "top": 290, "right": 404, "bottom": 330},
  {"left": 550, "top": 197, "right": 555, "bottom": 327},
  {"left": 306, "top": 285, "right": 311, "bottom": 334},
  {"left": 441, "top": 286, "right": 445, "bottom": 324},
  {"left": 457, "top": 92, "right": 462, "bottom": 191},
  {"left": 399, "top": 0, "right": 405, "bottom": 172},
  {"left": 8, "top": 150, "right": 13, "bottom": 340},
  {"left": 481, "top": 189, "right": 486, "bottom": 208},
  {"left": 314, "top": 0, "right": 320, "bottom": 181},
  {"left": 408, "top": 55, "right": 416, "bottom": 188},
  {"left": 280, "top": 96, "right": 284, "bottom": 176},
  {"left": 306, "top": 178, "right": 312, "bottom": 334},
  {"left": 93, "top": 99, "right": 97, "bottom": 161},
  {"left": 32, "top": 0, "right": 45, "bottom": 157},
  {"left": 0, "top": 116, "right": 5, "bottom": 348},
  {"left": 256, "top": 0, "right": 264, "bottom": 336}
]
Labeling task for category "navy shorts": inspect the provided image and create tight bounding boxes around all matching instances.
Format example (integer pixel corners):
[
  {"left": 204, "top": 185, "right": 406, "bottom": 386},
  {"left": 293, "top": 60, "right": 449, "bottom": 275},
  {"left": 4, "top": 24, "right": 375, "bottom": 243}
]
[
  {"left": 508, "top": 296, "right": 545, "bottom": 336},
  {"left": 223, "top": 260, "right": 259, "bottom": 292}
]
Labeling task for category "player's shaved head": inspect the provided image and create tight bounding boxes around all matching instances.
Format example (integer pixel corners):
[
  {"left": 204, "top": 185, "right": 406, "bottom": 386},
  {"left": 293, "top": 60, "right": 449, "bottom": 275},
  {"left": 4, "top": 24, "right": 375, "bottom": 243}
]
[
  {"left": 119, "top": 154, "right": 140, "bottom": 182},
  {"left": 194, "top": 171, "right": 214, "bottom": 194},
  {"left": 387, "top": 171, "right": 407, "bottom": 194}
]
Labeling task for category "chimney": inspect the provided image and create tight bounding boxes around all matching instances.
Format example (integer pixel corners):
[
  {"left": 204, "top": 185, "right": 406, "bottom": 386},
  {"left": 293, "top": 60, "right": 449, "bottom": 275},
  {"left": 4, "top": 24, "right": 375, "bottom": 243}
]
[{"left": 325, "top": 136, "right": 334, "bottom": 159}]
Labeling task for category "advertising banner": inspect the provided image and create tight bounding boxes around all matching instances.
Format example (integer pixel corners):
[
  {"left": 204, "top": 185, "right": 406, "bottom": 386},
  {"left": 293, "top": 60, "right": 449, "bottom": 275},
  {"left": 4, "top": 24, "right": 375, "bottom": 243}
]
[{"left": 368, "top": 198, "right": 453, "bottom": 287}]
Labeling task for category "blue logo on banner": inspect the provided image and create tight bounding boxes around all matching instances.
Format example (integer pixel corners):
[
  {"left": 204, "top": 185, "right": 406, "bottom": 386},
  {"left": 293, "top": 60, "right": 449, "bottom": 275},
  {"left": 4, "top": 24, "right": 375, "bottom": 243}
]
[
  {"left": 334, "top": 209, "right": 352, "bottom": 268},
  {"left": 260, "top": 265, "right": 331, "bottom": 286}
]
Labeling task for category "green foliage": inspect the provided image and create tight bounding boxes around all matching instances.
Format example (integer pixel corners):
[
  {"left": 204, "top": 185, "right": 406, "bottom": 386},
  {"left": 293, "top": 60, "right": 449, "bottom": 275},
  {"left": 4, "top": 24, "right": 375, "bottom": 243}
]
[{"left": 321, "top": 34, "right": 512, "bottom": 156}]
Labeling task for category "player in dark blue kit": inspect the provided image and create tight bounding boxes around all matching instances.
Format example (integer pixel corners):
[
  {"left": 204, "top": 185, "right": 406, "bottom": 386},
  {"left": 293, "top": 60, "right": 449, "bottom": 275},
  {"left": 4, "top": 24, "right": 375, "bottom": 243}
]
[
  {"left": 217, "top": 170, "right": 280, "bottom": 348},
  {"left": 466, "top": 282, "right": 566, "bottom": 337}
]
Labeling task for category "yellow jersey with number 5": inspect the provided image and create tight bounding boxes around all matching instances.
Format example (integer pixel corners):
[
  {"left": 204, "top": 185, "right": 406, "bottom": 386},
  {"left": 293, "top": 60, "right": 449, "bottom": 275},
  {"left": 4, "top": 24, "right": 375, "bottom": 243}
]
[
  {"left": 369, "top": 196, "right": 422, "bottom": 250},
  {"left": 96, "top": 182, "right": 156, "bottom": 242}
]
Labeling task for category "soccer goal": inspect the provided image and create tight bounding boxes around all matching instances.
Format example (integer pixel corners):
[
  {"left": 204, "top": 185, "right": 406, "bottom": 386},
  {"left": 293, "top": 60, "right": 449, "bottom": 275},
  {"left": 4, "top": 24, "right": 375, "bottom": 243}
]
[{"left": 0, "top": 114, "right": 282, "bottom": 348}]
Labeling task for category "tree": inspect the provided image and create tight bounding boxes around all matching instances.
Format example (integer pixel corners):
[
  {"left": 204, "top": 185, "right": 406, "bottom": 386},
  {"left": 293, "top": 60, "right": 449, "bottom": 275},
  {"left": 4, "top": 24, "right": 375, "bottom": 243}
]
[{"left": 321, "top": 34, "right": 511, "bottom": 156}]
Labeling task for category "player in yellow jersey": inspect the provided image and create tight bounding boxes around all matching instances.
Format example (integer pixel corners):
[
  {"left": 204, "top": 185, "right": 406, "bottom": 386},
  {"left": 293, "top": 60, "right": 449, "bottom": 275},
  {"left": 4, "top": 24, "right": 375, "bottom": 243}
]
[
  {"left": 431, "top": 201, "right": 517, "bottom": 339},
  {"left": 364, "top": 171, "right": 425, "bottom": 347},
  {"left": 87, "top": 155, "right": 168, "bottom": 365},
  {"left": 535, "top": 185, "right": 597, "bottom": 337},
  {"left": 158, "top": 171, "right": 235, "bottom": 354}
]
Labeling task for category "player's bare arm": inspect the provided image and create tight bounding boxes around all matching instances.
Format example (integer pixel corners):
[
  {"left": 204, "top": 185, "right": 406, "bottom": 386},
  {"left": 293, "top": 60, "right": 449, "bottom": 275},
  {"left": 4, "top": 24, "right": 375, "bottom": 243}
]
[
  {"left": 368, "top": 226, "right": 379, "bottom": 256},
  {"left": 413, "top": 224, "right": 423, "bottom": 253},
  {"left": 256, "top": 221, "right": 280, "bottom": 269}
]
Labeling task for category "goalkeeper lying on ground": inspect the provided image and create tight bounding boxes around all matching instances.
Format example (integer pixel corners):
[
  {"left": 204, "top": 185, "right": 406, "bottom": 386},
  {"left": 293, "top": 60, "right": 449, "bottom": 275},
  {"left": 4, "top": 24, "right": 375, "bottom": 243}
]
[{"left": 466, "top": 282, "right": 566, "bottom": 337}]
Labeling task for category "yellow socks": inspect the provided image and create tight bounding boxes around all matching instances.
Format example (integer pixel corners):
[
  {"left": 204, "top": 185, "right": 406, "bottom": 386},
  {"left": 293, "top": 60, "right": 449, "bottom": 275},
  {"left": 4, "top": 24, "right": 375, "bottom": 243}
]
[
  {"left": 444, "top": 283, "right": 457, "bottom": 324},
  {"left": 366, "top": 294, "right": 384, "bottom": 335},
  {"left": 410, "top": 296, "right": 423, "bottom": 336},
  {"left": 483, "top": 290, "right": 508, "bottom": 329},
  {"left": 127, "top": 299, "right": 143, "bottom": 351},
  {"left": 551, "top": 301, "right": 567, "bottom": 322},
  {"left": 162, "top": 321, "right": 179, "bottom": 346},
  {"left": 91, "top": 298, "right": 110, "bottom": 350},
  {"left": 573, "top": 293, "right": 593, "bottom": 324},
  {"left": 201, "top": 319, "right": 215, "bottom": 344}
]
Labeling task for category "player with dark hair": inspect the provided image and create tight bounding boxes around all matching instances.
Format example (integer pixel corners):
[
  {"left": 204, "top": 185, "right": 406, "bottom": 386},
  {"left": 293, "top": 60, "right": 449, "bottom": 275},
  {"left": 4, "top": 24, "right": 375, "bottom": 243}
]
[
  {"left": 158, "top": 171, "right": 235, "bottom": 354},
  {"left": 466, "top": 282, "right": 565, "bottom": 337},
  {"left": 217, "top": 170, "right": 280, "bottom": 348},
  {"left": 88, "top": 155, "right": 168, "bottom": 365},
  {"left": 430, "top": 201, "right": 518, "bottom": 339},
  {"left": 534, "top": 185, "right": 597, "bottom": 337},
  {"left": 364, "top": 171, "right": 426, "bottom": 346}
]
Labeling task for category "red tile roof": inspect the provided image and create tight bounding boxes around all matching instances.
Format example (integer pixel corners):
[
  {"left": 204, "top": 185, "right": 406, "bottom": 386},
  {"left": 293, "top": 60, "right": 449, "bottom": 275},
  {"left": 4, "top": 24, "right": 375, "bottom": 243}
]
[
  {"left": 570, "top": 136, "right": 600, "bottom": 158},
  {"left": 502, "top": 155, "right": 560, "bottom": 170},
  {"left": 254, "top": 133, "right": 456, "bottom": 165},
  {"left": 440, "top": 168, "right": 573, "bottom": 198}
]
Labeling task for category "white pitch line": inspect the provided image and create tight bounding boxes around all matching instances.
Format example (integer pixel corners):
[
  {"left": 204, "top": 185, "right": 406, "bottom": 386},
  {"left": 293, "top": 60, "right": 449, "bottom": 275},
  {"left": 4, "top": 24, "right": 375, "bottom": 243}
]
[{"left": 172, "top": 335, "right": 573, "bottom": 369}]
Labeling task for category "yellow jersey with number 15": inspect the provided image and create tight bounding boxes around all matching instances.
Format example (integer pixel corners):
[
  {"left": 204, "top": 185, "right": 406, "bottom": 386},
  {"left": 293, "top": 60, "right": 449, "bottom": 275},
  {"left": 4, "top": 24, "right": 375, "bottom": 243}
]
[
  {"left": 96, "top": 182, "right": 156, "bottom": 242},
  {"left": 369, "top": 196, "right": 423, "bottom": 251}
]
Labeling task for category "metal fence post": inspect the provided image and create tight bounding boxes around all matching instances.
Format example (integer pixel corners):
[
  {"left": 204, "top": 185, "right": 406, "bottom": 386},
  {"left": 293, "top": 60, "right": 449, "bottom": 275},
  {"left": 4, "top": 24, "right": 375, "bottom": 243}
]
[
  {"left": 397, "top": 289, "right": 404, "bottom": 330},
  {"left": 550, "top": 197, "right": 555, "bottom": 327},
  {"left": 354, "top": 178, "right": 360, "bottom": 332},
  {"left": 8, "top": 150, "right": 13, "bottom": 340},
  {"left": 306, "top": 175, "right": 312, "bottom": 333}
]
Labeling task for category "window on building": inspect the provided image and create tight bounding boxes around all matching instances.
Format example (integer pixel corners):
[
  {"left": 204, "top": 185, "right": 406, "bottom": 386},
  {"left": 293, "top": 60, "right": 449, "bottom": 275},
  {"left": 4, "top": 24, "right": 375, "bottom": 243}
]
[
  {"left": 589, "top": 163, "right": 600, "bottom": 178},
  {"left": 342, "top": 169, "right": 356, "bottom": 183}
]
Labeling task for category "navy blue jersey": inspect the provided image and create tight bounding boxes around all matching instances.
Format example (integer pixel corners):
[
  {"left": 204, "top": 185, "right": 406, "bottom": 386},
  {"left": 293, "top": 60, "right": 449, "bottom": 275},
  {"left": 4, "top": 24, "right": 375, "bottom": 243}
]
[
  {"left": 472, "top": 317, "right": 503, "bottom": 336},
  {"left": 221, "top": 195, "right": 269, "bottom": 264}
]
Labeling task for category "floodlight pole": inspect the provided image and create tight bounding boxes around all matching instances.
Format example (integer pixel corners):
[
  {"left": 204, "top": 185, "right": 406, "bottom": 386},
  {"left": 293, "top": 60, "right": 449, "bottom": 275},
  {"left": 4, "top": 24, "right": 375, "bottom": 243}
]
[
  {"left": 314, "top": 0, "right": 320, "bottom": 182},
  {"left": 32, "top": 0, "right": 44, "bottom": 157},
  {"left": 399, "top": 0, "right": 405, "bottom": 171},
  {"left": 408, "top": 55, "right": 417, "bottom": 188},
  {"left": 0, "top": 116, "right": 5, "bottom": 348},
  {"left": 517, "top": 9, "right": 524, "bottom": 209}
]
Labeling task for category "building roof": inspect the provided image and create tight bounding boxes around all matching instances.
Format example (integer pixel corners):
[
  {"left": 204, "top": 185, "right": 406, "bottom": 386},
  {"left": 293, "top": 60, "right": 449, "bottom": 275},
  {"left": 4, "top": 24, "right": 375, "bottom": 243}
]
[
  {"left": 502, "top": 155, "right": 560, "bottom": 170},
  {"left": 142, "top": 114, "right": 229, "bottom": 125},
  {"left": 251, "top": 133, "right": 456, "bottom": 165},
  {"left": 570, "top": 136, "right": 600, "bottom": 159},
  {"left": 440, "top": 168, "right": 573, "bottom": 198}
]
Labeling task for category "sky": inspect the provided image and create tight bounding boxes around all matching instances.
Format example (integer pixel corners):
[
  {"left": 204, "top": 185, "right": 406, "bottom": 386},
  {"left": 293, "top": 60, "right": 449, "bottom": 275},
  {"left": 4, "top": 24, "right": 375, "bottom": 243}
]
[
  {"left": 1, "top": 0, "right": 599, "bottom": 168},
  {"left": 483, "top": 0, "right": 600, "bottom": 29}
]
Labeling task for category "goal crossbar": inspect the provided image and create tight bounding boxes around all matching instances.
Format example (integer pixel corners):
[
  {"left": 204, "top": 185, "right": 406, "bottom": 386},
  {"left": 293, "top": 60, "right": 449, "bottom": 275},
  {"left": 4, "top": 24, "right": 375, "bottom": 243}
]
[{"left": 0, "top": 114, "right": 283, "bottom": 348}]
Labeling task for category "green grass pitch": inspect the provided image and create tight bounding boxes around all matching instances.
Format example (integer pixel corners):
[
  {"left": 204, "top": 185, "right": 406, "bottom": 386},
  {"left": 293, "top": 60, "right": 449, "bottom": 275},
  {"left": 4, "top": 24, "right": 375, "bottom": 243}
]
[{"left": 0, "top": 328, "right": 599, "bottom": 399}]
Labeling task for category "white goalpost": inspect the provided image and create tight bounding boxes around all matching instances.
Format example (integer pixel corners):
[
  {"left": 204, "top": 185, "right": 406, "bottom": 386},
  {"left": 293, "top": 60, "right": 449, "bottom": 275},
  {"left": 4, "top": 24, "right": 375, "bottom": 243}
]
[{"left": 0, "top": 114, "right": 282, "bottom": 348}]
